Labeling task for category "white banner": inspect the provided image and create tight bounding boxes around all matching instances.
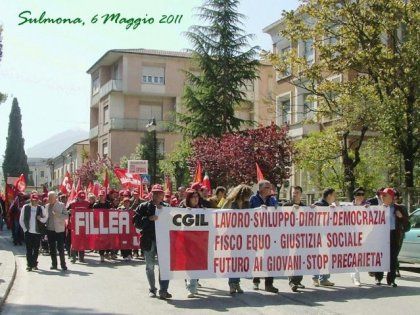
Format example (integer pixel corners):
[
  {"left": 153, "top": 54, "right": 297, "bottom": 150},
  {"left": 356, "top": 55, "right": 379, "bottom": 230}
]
[{"left": 156, "top": 206, "right": 390, "bottom": 280}]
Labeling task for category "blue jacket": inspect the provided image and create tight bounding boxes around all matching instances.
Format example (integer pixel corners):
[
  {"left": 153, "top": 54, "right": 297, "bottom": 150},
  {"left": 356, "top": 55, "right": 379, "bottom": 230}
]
[{"left": 249, "top": 191, "right": 277, "bottom": 208}]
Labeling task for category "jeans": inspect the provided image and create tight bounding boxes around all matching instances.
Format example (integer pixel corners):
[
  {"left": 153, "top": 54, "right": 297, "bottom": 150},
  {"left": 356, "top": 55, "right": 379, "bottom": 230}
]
[
  {"left": 228, "top": 278, "right": 240, "bottom": 285},
  {"left": 25, "top": 232, "right": 41, "bottom": 268},
  {"left": 144, "top": 241, "right": 169, "bottom": 294},
  {"left": 253, "top": 277, "right": 273, "bottom": 287},
  {"left": 312, "top": 274, "right": 330, "bottom": 282},
  {"left": 12, "top": 219, "right": 23, "bottom": 244},
  {"left": 47, "top": 230, "right": 66, "bottom": 268},
  {"left": 289, "top": 276, "right": 303, "bottom": 287},
  {"left": 186, "top": 279, "right": 198, "bottom": 294}
]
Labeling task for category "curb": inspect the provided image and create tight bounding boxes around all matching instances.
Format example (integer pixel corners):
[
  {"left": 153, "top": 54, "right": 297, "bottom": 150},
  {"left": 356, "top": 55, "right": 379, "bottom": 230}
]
[{"left": 0, "top": 233, "right": 18, "bottom": 309}]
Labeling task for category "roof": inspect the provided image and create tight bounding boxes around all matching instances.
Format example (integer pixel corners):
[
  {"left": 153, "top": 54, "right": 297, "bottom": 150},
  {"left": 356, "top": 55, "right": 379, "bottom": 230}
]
[{"left": 87, "top": 49, "right": 192, "bottom": 73}]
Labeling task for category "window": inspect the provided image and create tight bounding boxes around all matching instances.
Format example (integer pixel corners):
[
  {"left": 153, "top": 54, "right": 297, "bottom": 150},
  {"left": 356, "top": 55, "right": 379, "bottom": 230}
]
[
  {"left": 303, "top": 93, "right": 315, "bottom": 119},
  {"left": 303, "top": 39, "right": 314, "bottom": 64},
  {"left": 112, "top": 62, "right": 121, "bottom": 80},
  {"left": 140, "top": 104, "right": 163, "bottom": 121},
  {"left": 102, "top": 142, "right": 108, "bottom": 157},
  {"left": 40, "top": 171, "right": 45, "bottom": 178},
  {"left": 141, "top": 66, "right": 165, "bottom": 85},
  {"left": 103, "top": 105, "right": 109, "bottom": 124},
  {"left": 409, "top": 212, "right": 420, "bottom": 229},
  {"left": 278, "top": 46, "right": 291, "bottom": 78},
  {"left": 276, "top": 94, "right": 292, "bottom": 125},
  {"left": 92, "top": 76, "right": 100, "bottom": 95}
]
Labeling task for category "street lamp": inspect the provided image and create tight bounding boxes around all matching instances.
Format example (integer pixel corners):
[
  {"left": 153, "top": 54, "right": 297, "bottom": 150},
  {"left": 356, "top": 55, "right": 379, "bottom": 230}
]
[{"left": 146, "top": 118, "right": 157, "bottom": 185}]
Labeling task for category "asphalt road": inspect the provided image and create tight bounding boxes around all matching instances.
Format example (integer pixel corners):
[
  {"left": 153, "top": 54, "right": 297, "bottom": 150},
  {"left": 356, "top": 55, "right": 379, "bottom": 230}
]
[{"left": 2, "top": 243, "right": 420, "bottom": 315}]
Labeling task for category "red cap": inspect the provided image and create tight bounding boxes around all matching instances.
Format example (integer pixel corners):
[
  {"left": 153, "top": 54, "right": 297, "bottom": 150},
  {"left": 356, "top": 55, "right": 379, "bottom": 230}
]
[
  {"left": 77, "top": 191, "right": 86, "bottom": 199},
  {"left": 380, "top": 188, "right": 395, "bottom": 199},
  {"left": 119, "top": 190, "right": 125, "bottom": 196},
  {"left": 191, "top": 182, "right": 202, "bottom": 191},
  {"left": 123, "top": 190, "right": 131, "bottom": 197},
  {"left": 151, "top": 184, "right": 164, "bottom": 193},
  {"left": 133, "top": 189, "right": 140, "bottom": 195},
  {"left": 98, "top": 190, "right": 106, "bottom": 196},
  {"left": 30, "top": 193, "right": 39, "bottom": 201}
]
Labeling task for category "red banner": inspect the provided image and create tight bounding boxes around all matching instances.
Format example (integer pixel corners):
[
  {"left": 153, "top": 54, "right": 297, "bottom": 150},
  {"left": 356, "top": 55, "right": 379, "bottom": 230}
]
[{"left": 70, "top": 204, "right": 141, "bottom": 250}]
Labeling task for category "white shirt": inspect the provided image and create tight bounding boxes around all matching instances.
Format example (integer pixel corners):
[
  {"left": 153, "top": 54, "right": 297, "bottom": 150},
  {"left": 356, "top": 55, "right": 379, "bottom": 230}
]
[{"left": 19, "top": 204, "right": 48, "bottom": 234}]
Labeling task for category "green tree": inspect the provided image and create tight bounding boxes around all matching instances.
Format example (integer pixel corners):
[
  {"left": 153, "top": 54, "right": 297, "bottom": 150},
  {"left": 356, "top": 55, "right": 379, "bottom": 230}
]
[
  {"left": 160, "top": 139, "right": 192, "bottom": 188},
  {"left": 177, "top": 0, "right": 260, "bottom": 137},
  {"left": 120, "top": 131, "right": 164, "bottom": 184},
  {"left": 2, "top": 98, "right": 29, "bottom": 182},
  {"left": 265, "top": 0, "right": 419, "bottom": 201}
]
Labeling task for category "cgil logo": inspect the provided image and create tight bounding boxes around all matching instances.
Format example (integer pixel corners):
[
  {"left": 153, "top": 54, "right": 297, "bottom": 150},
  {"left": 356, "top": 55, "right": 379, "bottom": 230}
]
[{"left": 172, "top": 214, "right": 209, "bottom": 227}]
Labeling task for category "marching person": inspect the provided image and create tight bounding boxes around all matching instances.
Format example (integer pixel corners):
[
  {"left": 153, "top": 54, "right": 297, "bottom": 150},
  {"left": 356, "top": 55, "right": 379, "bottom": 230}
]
[
  {"left": 222, "top": 184, "right": 253, "bottom": 294},
  {"left": 135, "top": 184, "right": 171, "bottom": 300},
  {"left": 119, "top": 197, "right": 133, "bottom": 261},
  {"left": 312, "top": 188, "right": 336, "bottom": 287},
  {"left": 282, "top": 186, "right": 306, "bottom": 292},
  {"left": 68, "top": 191, "right": 88, "bottom": 263},
  {"left": 374, "top": 188, "right": 408, "bottom": 287},
  {"left": 208, "top": 186, "right": 227, "bottom": 208},
  {"left": 250, "top": 180, "right": 279, "bottom": 293},
  {"left": 350, "top": 187, "right": 369, "bottom": 286},
  {"left": 190, "top": 182, "right": 211, "bottom": 208},
  {"left": 19, "top": 193, "right": 48, "bottom": 271},
  {"left": 94, "top": 190, "right": 112, "bottom": 262},
  {"left": 179, "top": 188, "right": 203, "bottom": 298},
  {"left": 46, "top": 191, "right": 69, "bottom": 271}
]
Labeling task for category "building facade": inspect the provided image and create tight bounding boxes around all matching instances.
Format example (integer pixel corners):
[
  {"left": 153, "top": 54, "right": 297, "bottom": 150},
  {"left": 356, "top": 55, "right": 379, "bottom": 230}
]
[{"left": 87, "top": 49, "right": 277, "bottom": 165}]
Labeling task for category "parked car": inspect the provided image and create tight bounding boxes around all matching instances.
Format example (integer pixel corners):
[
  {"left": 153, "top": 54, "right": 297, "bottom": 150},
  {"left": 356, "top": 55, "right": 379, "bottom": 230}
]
[{"left": 399, "top": 209, "right": 420, "bottom": 263}]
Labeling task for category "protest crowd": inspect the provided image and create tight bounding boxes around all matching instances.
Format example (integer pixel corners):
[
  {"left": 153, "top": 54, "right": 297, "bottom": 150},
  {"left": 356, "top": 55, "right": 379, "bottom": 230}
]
[{"left": 0, "top": 174, "right": 411, "bottom": 300}]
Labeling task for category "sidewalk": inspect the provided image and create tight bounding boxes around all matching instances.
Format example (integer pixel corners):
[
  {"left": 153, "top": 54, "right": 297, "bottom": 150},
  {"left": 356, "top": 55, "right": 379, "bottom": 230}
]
[{"left": 0, "top": 230, "right": 17, "bottom": 308}]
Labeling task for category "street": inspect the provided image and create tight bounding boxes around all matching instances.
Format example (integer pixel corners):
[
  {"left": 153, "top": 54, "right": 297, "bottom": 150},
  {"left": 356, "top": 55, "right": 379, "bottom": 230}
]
[{"left": 1, "top": 233, "right": 420, "bottom": 315}]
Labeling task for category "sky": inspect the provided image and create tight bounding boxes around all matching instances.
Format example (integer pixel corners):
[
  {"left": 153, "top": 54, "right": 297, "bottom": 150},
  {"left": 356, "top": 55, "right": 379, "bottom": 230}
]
[{"left": 0, "top": 0, "right": 299, "bottom": 157}]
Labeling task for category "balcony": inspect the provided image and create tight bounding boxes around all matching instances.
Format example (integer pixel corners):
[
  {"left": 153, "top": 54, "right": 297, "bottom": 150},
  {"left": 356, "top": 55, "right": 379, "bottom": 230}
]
[
  {"left": 91, "top": 79, "right": 123, "bottom": 106},
  {"left": 89, "top": 126, "right": 99, "bottom": 139},
  {"left": 110, "top": 118, "right": 171, "bottom": 132}
]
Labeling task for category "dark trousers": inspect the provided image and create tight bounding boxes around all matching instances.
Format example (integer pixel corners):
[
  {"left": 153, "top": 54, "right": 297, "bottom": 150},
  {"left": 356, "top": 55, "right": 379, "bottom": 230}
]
[
  {"left": 25, "top": 232, "right": 41, "bottom": 268},
  {"left": 121, "top": 249, "right": 132, "bottom": 258},
  {"left": 375, "top": 230, "right": 398, "bottom": 284},
  {"left": 47, "top": 230, "right": 66, "bottom": 268},
  {"left": 12, "top": 219, "right": 24, "bottom": 244},
  {"left": 289, "top": 276, "right": 303, "bottom": 287},
  {"left": 253, "top": 277, "right": 273, "bottom": 287}
]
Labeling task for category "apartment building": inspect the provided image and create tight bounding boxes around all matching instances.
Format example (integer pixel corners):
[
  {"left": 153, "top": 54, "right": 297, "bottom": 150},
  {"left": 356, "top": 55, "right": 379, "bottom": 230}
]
[
  {"left": 263, "top": 16, "right": 381, "bottom": 201},
  {"left": 87, "top": 49, "right": 276, "bottom": 164},
  {"left": 51, "top": 139, "right": 89, "bottom": 187}
]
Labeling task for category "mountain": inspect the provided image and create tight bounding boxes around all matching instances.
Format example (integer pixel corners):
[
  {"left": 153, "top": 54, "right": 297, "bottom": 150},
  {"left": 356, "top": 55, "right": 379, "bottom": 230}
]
[{"left": 26, "top": 128, "right": 89, "bottom": 158}]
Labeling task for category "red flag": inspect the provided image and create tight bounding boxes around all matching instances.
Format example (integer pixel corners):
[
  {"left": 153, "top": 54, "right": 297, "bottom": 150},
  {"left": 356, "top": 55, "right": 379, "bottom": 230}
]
[
  {"left": 14, "top": 174, "right": 26, "bottom": 192},
  {"left": 66, "top": 184, "right": 77, "bottom": 208},
  {"left": 193, "top": 161, "right": 203, "bottom": 183},
  {"left": 87, "top": 181, "right": 93, "bottom": 194},
  {"left": 113, "top": 167, "right": 142, "bottom": 188},
  {"left": 93, "top": 182, "right": 100, "bottom": 197},
  {"left": 256, "top": 163, "right": 265, "bottom": 182},
  {"left": 75, "top": 178, "right": 82, "bottom": 193},
  {"left": 60, "top": 171, "right": 73, "bottom": 194},
  {"left": 202, "top": 172, "right": 211, "bottom": 195}
]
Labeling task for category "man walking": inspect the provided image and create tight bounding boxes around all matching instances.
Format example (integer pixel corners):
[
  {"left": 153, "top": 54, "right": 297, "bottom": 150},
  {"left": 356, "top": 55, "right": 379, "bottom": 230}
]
[
  {"left": 46, "top": 191, "right": 69, "bottom": 271},
  {"left": 250, "top": 180, "right": 279, "bottom": 293},
  {"left": 312, "top": 188, "right": 336, "bottom": 287},
  {"left": 374, "top": 188, "right": 408, "bottom": 287},
  {"left": 135, "top": 184, "right": 171, "bottom": 300},
  {"left": 282, "top": 186, "right": 306, "bottom": 292},
  {"left": 19, "top": 193, "right": 48, "bottom": 271}
]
